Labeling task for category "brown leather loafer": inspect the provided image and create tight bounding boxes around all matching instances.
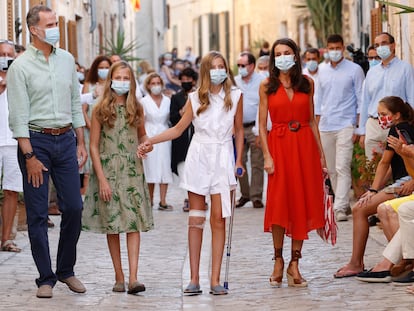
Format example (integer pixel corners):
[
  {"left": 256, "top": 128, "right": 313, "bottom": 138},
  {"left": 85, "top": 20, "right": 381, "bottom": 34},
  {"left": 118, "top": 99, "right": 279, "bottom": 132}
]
[
  {"left": 36, "top": 285, "right": 53, "bottom": 298},
  {"left": 59, "top": 276, "right": 86, "bottom": 293}
]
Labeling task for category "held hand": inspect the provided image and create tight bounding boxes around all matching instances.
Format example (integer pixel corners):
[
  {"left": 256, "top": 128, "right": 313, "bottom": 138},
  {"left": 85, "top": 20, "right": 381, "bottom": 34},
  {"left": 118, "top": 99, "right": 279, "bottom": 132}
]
[
  {"left": 356, "top": 190, "right": 375, "bottom": 207},
  {"left": 387, "top": 135, "right": 404, "bottom": 155},
  {"left": 26, "top": 158, "right": 48, "bottom": 188},
  {"left": 399, "top": 180, "right": 414, "bottom": 196},
  {"left": 99, "top": 179, "right": 112, "bottom": 202},
  {"left": 136, "top": 141, "right": 153, "bottom": 159}
]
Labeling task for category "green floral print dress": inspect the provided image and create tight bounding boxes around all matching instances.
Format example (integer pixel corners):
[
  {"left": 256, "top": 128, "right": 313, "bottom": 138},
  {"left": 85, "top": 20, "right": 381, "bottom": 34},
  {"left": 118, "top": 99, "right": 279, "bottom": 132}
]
[{"left": 82, "top": 105, "right": 154, "bottom": 234}]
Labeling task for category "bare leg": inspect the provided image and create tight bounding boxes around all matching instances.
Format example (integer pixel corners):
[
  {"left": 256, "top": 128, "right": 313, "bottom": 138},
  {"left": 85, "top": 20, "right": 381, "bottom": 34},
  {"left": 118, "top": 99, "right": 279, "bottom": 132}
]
[
  {"left": 335, "top": 192, "right": 394, "bottom": 276},
  {"left": 147, "top": 183, "right": 154, "bottom": 206},
  {"left": 286, "top": 239, "right": 306, "bottom": 286},
  {"left": 1, "top": 190, "right": 18, "bottom": 245},
  {"left": 210, "top": 193, "right": 226, "bottom": 287},
  {"left": 378, "top": 203, "right": 399, "bottom": 241},
  {"left": 371, "top": 257, "right": 393, "bottom": 272},
  {"left": 126, "top": 232, "right": 140, "bottom": 284},
  {"left": 160, "top": 183, "right": 168, "bottom": 206},
  {"left": 270, "top": 225, "right": 285, "bottom": 283},
  {"left": 187, "top": 192, "right": 206, "bottom": 285},
  {"left": 107, "top": 234, "right": 124, "bottom": 283}
]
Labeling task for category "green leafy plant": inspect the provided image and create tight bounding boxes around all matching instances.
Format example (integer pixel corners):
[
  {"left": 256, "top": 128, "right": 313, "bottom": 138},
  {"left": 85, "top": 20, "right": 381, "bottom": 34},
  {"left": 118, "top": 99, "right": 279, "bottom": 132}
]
[
  {"left": 102, "top": 28, "right": 141, "bottom": 63},
  {"left": 376, "top": 1, "right": 414, "bottom": 14}
]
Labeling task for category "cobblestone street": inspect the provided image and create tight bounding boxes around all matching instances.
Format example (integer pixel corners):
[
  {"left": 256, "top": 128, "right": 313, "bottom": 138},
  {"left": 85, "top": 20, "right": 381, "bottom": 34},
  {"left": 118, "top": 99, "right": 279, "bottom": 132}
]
[{"left": 1, "top": 179, "right": 413, "bottom": 310}]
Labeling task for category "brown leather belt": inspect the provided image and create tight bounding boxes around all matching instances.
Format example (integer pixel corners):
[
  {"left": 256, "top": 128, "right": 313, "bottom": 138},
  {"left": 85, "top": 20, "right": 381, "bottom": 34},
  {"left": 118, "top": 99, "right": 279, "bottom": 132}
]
[{"left": 29, "top": 124, "right": 72, "bottom": 135}]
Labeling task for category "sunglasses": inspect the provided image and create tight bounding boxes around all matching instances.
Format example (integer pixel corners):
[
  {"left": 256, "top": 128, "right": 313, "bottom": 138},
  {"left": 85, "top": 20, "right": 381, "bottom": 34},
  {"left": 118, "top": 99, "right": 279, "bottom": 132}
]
[
  {"left": 237, "top": 63, "right": 250, "bottom": 68},
  {"left": 367, "top": 56, "right": 381, "bottom": 60}
]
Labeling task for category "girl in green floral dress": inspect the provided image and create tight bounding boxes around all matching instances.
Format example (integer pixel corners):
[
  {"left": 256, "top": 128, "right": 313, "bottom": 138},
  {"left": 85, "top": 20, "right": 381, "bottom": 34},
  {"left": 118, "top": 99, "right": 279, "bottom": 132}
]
[{"left": 82, "top": 61, "right": 154, "bottom": 294}]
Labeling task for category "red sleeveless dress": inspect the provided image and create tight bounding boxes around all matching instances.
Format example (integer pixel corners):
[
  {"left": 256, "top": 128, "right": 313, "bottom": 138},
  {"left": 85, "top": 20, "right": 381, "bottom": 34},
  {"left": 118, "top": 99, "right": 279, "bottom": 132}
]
[{"left": 264, "top": 86, "right": 324, "bottom": 240}]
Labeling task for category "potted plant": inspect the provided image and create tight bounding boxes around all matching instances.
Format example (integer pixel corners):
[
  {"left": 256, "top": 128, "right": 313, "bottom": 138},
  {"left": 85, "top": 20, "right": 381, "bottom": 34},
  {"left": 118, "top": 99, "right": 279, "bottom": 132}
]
[{"left": 351, "top": 143, "right": 383, "bottom": 198}]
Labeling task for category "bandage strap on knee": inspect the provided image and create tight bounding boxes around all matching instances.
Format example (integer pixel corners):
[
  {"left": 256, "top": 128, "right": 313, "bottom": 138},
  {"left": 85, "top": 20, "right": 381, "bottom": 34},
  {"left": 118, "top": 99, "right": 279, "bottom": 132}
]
[{"left": 188, "top": 209, "right": 206, "bottom": 230}]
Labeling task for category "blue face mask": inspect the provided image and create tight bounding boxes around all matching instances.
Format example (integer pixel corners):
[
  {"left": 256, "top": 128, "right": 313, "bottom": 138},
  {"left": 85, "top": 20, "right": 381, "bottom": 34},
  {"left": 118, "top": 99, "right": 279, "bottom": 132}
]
[
  {"left": 210, "top": 69, "right": 227, "bottom": 85},
  {"left": 38, "top": 27, "right": 60, "bottom": 46},
  {"left": 98, "top": 68, "right": 109, "bottom": 80},
  {"left": 111, "top": 80, "right": 130, "bottom": 95},
  {"left": 258, "top": 70, "right": 269, "bottom": 77},
  {"left": 328, "top": 50, "right": 342, "bottom": 63},
  {"left": 369, "top": 59, "right": 381, "bottom": 69},
  {"left": 274, "top": 55, "right": 295, "bottom": 72},
  {"left": 239, "top": 67, "right": 248, "bottom": 77},
  {"left": 306, "top": 60, "right": 318, "bottom": 72},
  {"left": 77, "top": 72, "right": 85, "bottom": 82},
  {"left": 376, "top": 45, "right": 391, "bottom": 60}
]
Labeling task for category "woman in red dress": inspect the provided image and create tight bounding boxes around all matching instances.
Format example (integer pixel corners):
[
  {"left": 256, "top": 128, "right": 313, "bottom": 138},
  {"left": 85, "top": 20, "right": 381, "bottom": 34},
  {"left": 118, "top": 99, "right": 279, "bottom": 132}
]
[{"left": 258, "top": 38, "right": 326, "bottom": 287}]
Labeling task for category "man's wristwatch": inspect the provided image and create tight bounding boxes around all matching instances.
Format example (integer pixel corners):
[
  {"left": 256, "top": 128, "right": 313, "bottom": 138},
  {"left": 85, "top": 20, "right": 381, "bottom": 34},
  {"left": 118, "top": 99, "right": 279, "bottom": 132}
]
[{"left": 24, "top": 151, "right": 35, "bottom": 160}]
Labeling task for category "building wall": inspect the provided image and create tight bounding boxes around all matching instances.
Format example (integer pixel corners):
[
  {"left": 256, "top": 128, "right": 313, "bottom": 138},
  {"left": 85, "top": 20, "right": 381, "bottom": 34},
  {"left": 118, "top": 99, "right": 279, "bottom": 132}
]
[{"left": 165, "top": 0, "right": 317, "bottom": 67}]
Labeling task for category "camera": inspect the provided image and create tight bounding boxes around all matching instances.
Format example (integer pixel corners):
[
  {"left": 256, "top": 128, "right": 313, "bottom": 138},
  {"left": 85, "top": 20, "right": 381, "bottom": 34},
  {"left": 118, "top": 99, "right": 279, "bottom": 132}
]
[
  {"left": 0, "top": 57, "right": 14, "bottom": 71},
  {"left": 346, "top": 45, "right": 369, "bottom": 75}
]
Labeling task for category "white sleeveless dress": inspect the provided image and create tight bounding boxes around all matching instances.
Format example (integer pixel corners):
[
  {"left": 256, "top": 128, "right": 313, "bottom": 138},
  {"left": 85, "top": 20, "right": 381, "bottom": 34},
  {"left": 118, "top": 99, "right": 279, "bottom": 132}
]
[
  {"left": 141, "top": 94, "right": 173, "bottom": 183},
  {"left": 180, "top": 86, "right": 242, "bottom": 217}
]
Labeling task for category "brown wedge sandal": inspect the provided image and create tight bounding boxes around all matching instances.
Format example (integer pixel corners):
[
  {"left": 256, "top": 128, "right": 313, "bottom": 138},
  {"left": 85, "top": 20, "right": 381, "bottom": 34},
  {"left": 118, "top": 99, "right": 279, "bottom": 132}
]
[
  {"left": 286, "top": 250, "right": 308, "bottom": 287},
  {"left": 270, "top": 248, "right": 284, "bottom": 287}
]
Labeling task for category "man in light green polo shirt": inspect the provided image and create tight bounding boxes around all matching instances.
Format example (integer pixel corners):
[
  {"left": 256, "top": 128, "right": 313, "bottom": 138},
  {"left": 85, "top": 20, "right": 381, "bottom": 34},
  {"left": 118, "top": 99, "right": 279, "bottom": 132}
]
[{"left": 7, "top": 4, "right": 87, "bottom": 299}]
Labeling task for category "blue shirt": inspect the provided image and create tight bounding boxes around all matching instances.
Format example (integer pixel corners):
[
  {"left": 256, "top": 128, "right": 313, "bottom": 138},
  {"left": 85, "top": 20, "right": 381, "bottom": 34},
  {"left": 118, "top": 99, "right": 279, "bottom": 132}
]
[
  {"left": 7, "top": 44, "right": 84, "bottom": 138},
  {"left": 234, "top": 72, "right": 264, "bottom": 123},
  {"left": 357, "top": 57, "right": 414, "bottom": 135},
  {"left": 315, "top": 58, "right": 365, "bottom": 132}
]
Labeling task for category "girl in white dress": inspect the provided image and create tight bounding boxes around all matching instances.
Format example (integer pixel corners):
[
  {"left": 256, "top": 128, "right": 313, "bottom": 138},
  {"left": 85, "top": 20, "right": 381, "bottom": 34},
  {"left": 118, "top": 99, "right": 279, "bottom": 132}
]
[
  {"left": 137, "top": 51, "right": 244, "bottom": 295},
  {"left": 141, "top": 73, "right": 174, "bottom": 210}
]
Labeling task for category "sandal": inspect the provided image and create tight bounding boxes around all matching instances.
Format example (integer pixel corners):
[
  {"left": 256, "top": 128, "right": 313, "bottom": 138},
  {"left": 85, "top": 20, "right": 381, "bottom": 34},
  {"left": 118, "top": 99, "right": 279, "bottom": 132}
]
[
  {"left": 112, "top": 282, "right": 126, "bottom": 292},
  {"left": 183, "top": 283, "right": 202, "bottom": 295},
  {"left": 1, "top": 240, "right": 21, "bottom": 253},
  {"left": 209, "top": 284, "right": 228, "bottom": 295},
  {"left": 158, "top": 202, "right": 173, "bottom": 211},
  {"left": 127, "top": 281, "right": 145, "bottom": 294}
]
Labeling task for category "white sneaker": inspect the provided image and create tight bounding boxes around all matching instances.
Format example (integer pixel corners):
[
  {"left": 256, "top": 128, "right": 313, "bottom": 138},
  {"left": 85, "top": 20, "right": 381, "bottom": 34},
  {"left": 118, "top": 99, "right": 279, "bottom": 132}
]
[{"left": 335, "top": 210, "right": 348, "bottom": 222}]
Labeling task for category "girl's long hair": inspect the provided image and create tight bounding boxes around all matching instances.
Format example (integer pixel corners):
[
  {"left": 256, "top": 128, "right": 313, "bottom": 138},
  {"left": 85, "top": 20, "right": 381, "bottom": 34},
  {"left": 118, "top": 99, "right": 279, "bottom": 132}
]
[
  {"left": 197, "top": 51, "right": 233, "bottom": 115},
  {"left": 267, "top": 38, "right": 310, "bottom": 95},
  {"left": 94, "top": 61, "right": 143, "bottom": 128},
  {"left": 380, "top": 96, "right": 414, "bottom": 124}
]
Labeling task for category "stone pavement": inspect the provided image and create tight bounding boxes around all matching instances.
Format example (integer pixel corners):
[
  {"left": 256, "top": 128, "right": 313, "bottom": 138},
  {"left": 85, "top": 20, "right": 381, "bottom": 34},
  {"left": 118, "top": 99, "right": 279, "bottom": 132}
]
[{"left": 1, "top": 179, "right": 413, "bottom": 311}]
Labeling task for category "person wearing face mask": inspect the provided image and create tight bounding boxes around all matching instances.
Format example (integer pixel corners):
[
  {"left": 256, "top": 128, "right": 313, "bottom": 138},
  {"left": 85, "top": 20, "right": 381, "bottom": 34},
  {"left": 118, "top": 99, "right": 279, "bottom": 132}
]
[
  {"left": 81, "top": 55, "right": 112, "bottom": 194},
  {"left": 6, "top": 5, "right": 87, "bottom": 298},
  {"left": 258, "top": 38, "right": 326, "bottom": 288},
  {"left": 315, "top": 34, "right": 365, "bottom": 222},
  {"left": 335, "top": 96, "right": 414, "bottom": 279},
  {"left": 159, "top": 53, "right": 181, "bottom": 94},
  {"left": 137, "top": 51, "right": 244, "bottom": 295},
  {"left": 82, "top": 61, "right": 153, "bottom": 294},
  {"left": 0, "top": 40, "right": 24, "bottom": 254},
  {"left": 357, "top": 32, "right": 414, "bottom": 160},
  {"left": 256, "top": 55, "right": 270, "bottom": 77},
  {"left": 302, "top": 48, "right": 320, "bottom": 81},
  {"left": 234, "top": 52, "right": 266, "bottom": 209},
  {"left": 140, "top": 73, "right": 174, "bottom": 211},
  {"left": 366, "top": 45, "right": 381, "bottom": 70},
  {"left": 169, "top": 67, "right": 198, "bottom": 212}
]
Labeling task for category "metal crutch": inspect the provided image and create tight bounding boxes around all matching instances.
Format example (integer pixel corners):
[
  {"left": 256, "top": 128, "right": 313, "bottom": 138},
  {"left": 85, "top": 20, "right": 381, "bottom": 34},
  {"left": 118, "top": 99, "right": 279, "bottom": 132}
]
[{"left": 224, "top": 167, "right": 242, "bottom": 290}]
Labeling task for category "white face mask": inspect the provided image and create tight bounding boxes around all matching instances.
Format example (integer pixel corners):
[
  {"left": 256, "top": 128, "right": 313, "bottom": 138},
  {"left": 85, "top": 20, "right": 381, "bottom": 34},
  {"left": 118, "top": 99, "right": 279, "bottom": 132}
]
[
  {"left": 239, "top": 67, "right": 248, "bottom": 77},
  {"left": 164, "top": 60, "right": 172, "bottom": 67},
  {"left": 111, "top": 80, "right": 130, "bottom": 95},
  {"left": 98, "top": 68, "right": 109, "bottom": 80},
  {"left": 150, "top": 85, "right": 162, "bottom": 95},
  {"left": 258, "top": 70, "right": 269, "bottom": 77},
  {"left": 77, "top": 71, "right": 85, "bottom": 82},
  {"left": 274, "top": 55, "right": 295, "bottom": 72},
  {"left": 0, "top": 56, "right": 14, "bottom": 71},
  {"left": 376, "top": 45, "right": 392, "bottom": 60},
  {"left": 328, "top": 50, "right": 343, "bottom": 63}
]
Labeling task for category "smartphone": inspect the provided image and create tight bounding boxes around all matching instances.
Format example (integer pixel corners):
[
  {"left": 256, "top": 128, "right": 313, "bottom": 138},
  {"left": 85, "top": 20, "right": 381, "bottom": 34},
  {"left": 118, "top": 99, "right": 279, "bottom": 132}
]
[{"left": 397, "top": 128, "right": 414, "bottom": 145}]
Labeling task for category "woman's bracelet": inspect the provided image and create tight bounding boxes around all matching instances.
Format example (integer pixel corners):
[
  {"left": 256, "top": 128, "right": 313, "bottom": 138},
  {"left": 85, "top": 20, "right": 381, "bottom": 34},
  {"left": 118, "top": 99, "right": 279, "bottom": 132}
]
[{"left": 368, "top": 188, "right": 378, "bottom": 193}]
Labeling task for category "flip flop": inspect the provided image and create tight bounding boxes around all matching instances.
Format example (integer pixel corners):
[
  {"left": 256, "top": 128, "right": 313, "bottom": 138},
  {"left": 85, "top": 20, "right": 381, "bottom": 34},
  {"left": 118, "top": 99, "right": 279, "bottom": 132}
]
[
  {"left": 209, "top": 284, "right": 228, "bottom": 295},
  {"left": 183, "top": 283, "right": 202, "bottom": 295},
  {"left": 334, "top": 266, "right": 363, "bottom": 278},
  {"left": 1, "top": 240, "right": 21, "bottom": 253}
]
